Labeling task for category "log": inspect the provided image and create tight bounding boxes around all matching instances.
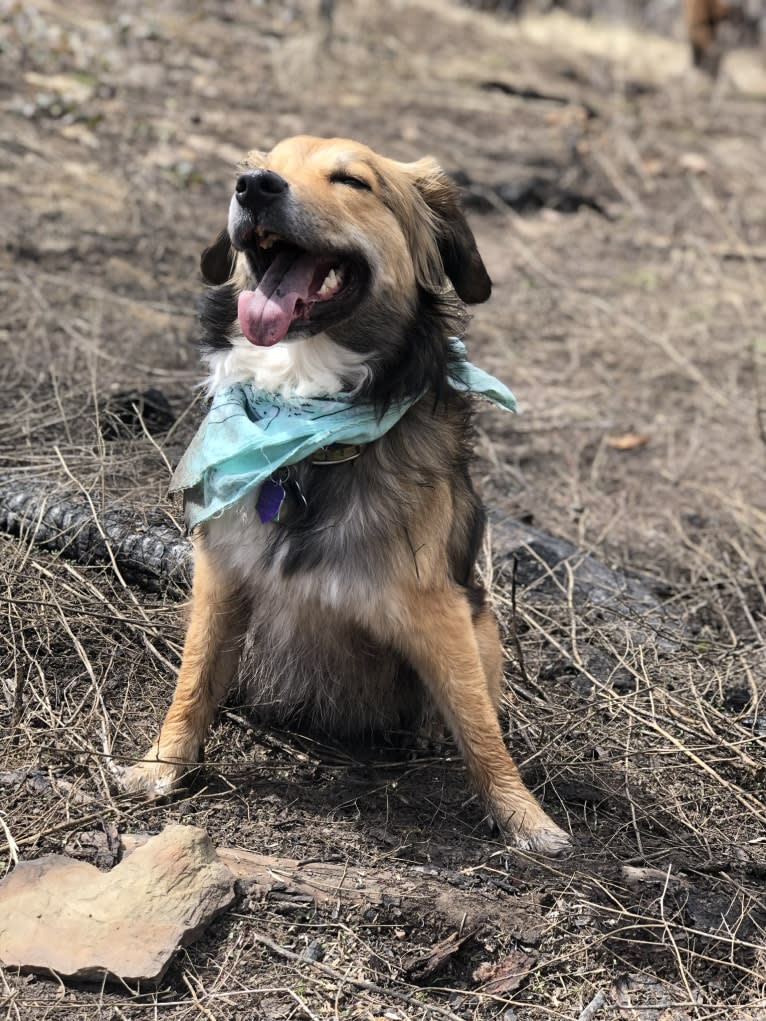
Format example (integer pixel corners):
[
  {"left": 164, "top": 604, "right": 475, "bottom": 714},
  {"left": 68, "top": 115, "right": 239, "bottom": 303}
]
[
  {"left": 0, "top": 475, "right": 680, "bottom": 651},
  {"left": 120, "top": 834, "right": 547, "bottom": 943},
  {"left": 0, "top": 473, "right": 191, "bottom": 594},
  {"left": 489, "top": 512, "right": 682, "bottom": 650}
]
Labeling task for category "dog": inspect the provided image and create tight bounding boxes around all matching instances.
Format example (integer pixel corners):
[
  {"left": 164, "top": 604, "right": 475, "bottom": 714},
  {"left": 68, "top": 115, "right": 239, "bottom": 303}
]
[
  {"left": 123, "top": 135, "right": 570, "bottom": 856},
  {"left": 684, "top": 0, "right": 763, "bottom": 76},
  {"left": 685, "top": 0, "right": 730, "bottom": 74}
]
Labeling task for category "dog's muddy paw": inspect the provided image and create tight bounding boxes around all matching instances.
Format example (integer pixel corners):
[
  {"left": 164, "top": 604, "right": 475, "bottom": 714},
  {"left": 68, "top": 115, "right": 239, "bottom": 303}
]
[{"left": 119, "top": 759, "right": 189, "bottom": 799}]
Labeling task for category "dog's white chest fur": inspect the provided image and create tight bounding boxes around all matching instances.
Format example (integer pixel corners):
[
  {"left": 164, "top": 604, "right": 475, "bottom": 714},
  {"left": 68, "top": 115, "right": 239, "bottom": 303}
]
[{"left": 203, "top": 331, "right": 370, "bottom": 398}]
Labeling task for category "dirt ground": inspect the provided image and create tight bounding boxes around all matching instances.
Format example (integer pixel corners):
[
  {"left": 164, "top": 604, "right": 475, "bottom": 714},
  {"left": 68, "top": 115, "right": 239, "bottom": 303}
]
[{"left": 1, "top": 1, "right": 765, "bottom": 1018}]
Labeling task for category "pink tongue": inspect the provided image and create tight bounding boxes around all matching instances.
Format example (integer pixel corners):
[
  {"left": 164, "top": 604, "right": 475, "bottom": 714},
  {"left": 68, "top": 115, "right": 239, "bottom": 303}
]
[{"left": 238, "top": 250, "right": 321, "bottom": 347}]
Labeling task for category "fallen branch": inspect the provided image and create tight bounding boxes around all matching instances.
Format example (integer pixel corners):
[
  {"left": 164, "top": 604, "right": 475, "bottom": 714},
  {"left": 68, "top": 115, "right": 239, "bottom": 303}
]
[
  {"left": 480, "top": 78, "right": 598, "bottom": 120},
  {"left": 1, "top": 474, "right": 678, "bottom": 636},
  {"left": 577, "top": 989, "right": 609, "bottom": 1021},
  {"left": 0, "top": 473, "right": 191, "bottom": 594},
  {"left": 490, "top": 512, "right": 683, "bottom": 649},
  {"left": 119, "top": 834, "right": 547, "bottom": 943}
]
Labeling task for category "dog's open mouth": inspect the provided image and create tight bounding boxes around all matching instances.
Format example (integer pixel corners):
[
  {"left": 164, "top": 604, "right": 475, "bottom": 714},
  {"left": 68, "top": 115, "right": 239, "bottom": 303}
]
[{"left": 237, "top": 231, "right": 366, "bottom": 347}]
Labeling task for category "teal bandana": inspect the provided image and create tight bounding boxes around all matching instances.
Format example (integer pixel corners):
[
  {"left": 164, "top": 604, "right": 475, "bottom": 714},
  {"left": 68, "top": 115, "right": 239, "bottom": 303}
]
[{"left": 170, "top": 339, "right": 516, "bottom": 530}]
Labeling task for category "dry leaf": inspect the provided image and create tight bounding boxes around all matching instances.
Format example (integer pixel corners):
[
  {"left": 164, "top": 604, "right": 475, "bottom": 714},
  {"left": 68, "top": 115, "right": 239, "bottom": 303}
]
[
  {"left": 472, "top": 948, "right": 536, "bottom": 994},
  {"left": 402, "top": 930, "right": 474, "bottom": 981},
  {"left": 606, "top": 432, "right": 650, "bottom": 451}
]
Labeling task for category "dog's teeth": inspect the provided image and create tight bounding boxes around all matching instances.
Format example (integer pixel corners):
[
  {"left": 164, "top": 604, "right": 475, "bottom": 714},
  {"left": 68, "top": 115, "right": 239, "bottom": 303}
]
[
  {"left": 318, "top": 267, "right": 337, "bottom": 296},
  {"left": 318, "top": 268, "right": 340, "bottom": 297}
]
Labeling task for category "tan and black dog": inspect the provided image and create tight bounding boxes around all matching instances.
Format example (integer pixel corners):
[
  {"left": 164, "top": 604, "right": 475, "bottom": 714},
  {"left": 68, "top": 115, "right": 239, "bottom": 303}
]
[{"left": 124, "top": 135, "right": 570, "bottom": 856}]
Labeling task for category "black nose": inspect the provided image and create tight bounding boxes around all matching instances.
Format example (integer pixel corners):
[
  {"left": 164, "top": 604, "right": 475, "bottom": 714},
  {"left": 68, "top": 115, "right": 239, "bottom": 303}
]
[{"left": 235, "top": 170, "right": 288, "bottom": 211}]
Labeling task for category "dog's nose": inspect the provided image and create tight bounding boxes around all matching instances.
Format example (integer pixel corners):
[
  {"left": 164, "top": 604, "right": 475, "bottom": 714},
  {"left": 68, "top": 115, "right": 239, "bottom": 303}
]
[{"left": 235, "top": 170, "right": 288, "bottom": 211}]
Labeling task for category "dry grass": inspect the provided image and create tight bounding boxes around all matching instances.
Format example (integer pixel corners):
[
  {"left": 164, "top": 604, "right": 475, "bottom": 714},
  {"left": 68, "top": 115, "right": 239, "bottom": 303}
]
[{"left": 1, "top": 0, "right": 765, "bottom": 1018}]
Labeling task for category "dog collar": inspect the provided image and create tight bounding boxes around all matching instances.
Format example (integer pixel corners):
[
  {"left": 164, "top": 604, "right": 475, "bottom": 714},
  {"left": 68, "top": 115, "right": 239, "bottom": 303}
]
[
  {"left": 310, "top": 442, "right": 366, "bottom": 465},
  {"left": 170, "top": 338, "right": 516, "bottom": 531},
  {"left": 254, "top": 444, "right": 366, "bottom": 523}
]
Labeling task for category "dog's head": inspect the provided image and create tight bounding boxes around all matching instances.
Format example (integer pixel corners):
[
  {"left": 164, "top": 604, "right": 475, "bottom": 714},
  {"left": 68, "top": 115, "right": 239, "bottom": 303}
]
[{"left": 201, "top": 136, "right": 491, "bottom": 397}]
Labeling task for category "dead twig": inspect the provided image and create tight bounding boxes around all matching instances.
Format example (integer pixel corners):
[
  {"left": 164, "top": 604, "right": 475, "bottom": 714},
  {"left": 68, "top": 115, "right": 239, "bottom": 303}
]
[
  {"left": 577, "top": 989, "right": 609, "bottom": 1021},
  {"left": 509, "top": 555, "right": 530, "bottom": 685},
  {"left": 250, "top": 931, "right": 466, "bottom": 1021}
]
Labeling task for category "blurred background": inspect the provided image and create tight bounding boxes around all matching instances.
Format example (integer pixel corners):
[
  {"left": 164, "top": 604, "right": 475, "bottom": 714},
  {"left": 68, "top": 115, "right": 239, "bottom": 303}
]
[{"left": 2, "top": 0, "right": 764, "bottom": 565}]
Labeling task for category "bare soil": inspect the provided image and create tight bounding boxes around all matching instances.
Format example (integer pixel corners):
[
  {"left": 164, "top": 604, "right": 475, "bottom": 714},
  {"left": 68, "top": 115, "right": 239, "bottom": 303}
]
[{"left": 1, "top": 1, "right": 765, "bottom": 1018}]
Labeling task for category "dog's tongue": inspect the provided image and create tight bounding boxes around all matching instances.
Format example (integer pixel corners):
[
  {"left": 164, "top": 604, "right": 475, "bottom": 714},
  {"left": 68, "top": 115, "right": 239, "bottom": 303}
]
[{"left": 238, "top": 250, "right": 320, "bottom": 347}]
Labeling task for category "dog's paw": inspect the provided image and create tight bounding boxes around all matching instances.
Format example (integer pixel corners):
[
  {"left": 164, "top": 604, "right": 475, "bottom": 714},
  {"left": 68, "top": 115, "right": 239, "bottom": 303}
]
[
  {"left": 119, "top": 756, "right": 190, "bottom": 799},
  {"left": 511, "top": 821, "right": 572, "bottom": 857},
  {"left": 493, "top": 801, "right": 572, "bottom": 857}
]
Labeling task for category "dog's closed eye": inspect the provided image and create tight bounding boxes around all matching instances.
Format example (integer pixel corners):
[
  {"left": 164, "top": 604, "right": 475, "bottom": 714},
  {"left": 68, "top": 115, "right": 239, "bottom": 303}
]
[{"left": 329, "top": 171, "right": 373, "bottom": 191}]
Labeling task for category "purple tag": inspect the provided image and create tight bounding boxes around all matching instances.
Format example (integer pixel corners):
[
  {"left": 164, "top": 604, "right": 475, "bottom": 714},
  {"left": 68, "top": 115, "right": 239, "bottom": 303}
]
[{"left": 256, "top": 479, "right": 286, "bottom": 523}]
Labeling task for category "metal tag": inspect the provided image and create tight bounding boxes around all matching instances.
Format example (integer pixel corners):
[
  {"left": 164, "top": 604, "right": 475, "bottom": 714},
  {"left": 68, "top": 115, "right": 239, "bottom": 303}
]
[{"left": 256, "top": 478, "right": 286, "bottom": 523}]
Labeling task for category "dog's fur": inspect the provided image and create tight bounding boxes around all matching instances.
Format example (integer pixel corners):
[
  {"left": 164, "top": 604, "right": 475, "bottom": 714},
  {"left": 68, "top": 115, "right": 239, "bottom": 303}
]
[{"left": 124, "top": 136, "right": 570, "bottom": 855}]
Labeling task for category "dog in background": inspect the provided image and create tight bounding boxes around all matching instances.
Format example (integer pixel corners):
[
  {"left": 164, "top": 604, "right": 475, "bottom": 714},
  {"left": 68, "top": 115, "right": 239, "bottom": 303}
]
[
  {"left": 684, "top": 0, "right": 764, "bottom": 76},
  {"left": 124, "top": 135, "right": 570, "bottom": 856},
  {"left": 685, "top": 0, "right": 731, "bottom": 73}
]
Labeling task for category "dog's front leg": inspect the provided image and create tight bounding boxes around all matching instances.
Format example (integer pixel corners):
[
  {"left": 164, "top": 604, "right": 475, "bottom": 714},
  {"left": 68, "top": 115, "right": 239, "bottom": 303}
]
[
  {"left": 122, "top": 541, "right": 243, "bottom": 797},
  {"left": 384, "top": 585, "right": 571, "bottom": 856}
]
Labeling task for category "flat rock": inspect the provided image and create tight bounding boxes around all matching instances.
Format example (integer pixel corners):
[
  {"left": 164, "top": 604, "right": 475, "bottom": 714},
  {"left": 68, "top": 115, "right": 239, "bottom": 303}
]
[{"left": 0, "top": 825, "right": 237, "bottom": 985}]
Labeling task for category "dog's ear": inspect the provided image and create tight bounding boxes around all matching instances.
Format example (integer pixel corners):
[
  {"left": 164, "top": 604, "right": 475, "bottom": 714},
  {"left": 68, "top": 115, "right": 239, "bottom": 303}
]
[
  {"left": 405, "top": 158, "right": 491, "bottom": 305},
  {"left": 200, "top": 229, "right": 235, "bottom": 285}
]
